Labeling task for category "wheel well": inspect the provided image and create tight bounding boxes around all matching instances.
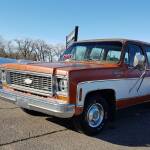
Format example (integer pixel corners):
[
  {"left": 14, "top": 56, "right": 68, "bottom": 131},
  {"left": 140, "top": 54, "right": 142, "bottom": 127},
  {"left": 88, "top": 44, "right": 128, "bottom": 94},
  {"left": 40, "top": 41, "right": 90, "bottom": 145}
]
[{"left": 85, "top": 89, "right": 116, "bottom": 120}]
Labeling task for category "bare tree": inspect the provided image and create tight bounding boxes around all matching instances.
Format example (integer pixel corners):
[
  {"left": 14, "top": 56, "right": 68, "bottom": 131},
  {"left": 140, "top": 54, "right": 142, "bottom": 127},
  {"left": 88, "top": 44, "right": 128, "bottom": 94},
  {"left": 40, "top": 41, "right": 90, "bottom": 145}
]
[
  {"left": 53, "top": 44, "right": 65, "bottom": 61},
  {"left": 45, "top": 44, "right": 54, "bottom": 62},
  {"left": 14, "top": 39, "right": 36, "bottom": 60},
  {"left": 5, "top": 40, "right": 18, "bottom": 58},
  {"left": 0, "top": 36, "right": 65, "bottom": 62},
  {"left": 34, "top": 40, "right": 54, "bottom": 62},
  {"left": 0, "top": 36, "right": 7, "bottom": 57}
]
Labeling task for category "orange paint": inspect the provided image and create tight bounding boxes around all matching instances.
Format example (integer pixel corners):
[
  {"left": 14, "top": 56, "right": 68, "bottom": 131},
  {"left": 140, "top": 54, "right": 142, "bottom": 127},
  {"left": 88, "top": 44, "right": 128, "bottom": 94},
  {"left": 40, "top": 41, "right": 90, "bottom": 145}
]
[
  {"left": 55, "top": 95, "right": 69, "bottom": 101},
  {"left": 116, "top": 95, "right": 150, "bottom": 109},
  {"left": 74, "top": 106, "right": 84, "bottom": 115}
]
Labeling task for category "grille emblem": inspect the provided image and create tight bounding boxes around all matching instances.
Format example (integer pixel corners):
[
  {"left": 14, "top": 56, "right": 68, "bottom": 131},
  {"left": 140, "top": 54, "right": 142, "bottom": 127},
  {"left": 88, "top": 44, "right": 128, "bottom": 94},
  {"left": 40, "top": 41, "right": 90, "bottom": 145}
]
[{"left": 24, "top": 78, "right": 32, "bottom": 85}]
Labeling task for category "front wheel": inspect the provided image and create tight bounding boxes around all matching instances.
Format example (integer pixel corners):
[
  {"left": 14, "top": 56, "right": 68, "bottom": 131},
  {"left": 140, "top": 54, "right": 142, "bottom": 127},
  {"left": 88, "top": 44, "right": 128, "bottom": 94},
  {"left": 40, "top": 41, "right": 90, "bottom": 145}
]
[
  {"left": 86, "top": 103, "right": 105, "bottom": 128},
  {"left": 74, "top": 95, "right": 109, "bottom": 135}
]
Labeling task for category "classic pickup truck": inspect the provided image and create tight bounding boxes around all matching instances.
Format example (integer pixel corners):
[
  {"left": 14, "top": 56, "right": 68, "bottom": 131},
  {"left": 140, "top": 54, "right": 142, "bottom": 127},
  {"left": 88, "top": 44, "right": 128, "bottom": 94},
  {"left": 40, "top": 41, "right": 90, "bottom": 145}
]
[{"left": 0, "top": 39, "right": 150, "bottom": 135}]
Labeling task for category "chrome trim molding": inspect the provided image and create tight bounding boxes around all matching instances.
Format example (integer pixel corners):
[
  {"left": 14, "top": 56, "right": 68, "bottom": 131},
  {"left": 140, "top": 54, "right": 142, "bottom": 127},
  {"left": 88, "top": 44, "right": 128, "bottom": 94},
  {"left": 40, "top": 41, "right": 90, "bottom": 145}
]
[
  {"left": 5, "top": 69, "right": 52, "bottom": 77},
  {"left": 0, "top": 89, "right": 75, "bottom": 118},
  {"left": 9, "top": 84, "right": 52, "bottom": 96}
]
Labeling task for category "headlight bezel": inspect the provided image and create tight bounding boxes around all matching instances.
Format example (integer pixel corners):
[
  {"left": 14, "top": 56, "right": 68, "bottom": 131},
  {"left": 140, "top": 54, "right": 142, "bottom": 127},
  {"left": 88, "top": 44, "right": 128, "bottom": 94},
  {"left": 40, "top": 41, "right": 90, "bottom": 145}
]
[
  {"left": 55, "top": 75, "right": 69, "bottom": 96},
  {"left": 0, "top": 68, "right": 7, "bottom": 83}
]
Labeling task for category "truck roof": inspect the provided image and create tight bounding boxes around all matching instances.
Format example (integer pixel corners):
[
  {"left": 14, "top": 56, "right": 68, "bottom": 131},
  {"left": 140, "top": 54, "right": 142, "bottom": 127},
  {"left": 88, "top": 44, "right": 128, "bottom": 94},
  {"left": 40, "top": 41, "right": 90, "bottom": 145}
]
[{"left": 75, "top": 38, "right": 150, "bottom": 46}]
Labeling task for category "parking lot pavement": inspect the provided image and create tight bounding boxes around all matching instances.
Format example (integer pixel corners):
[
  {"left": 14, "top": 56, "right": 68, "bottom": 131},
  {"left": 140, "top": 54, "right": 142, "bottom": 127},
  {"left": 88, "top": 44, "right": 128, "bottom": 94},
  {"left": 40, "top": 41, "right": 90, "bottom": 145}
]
[{"left": 0, "top": 100, "right": 150, "bottom": 150}]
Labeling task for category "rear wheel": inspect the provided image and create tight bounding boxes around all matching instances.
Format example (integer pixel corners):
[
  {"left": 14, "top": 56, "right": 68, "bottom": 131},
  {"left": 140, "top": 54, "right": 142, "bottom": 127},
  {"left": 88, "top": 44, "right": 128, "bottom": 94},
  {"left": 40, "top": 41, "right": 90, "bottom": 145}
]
[{"left": 73, "top": 95, "right": 109, "bottom": 135}]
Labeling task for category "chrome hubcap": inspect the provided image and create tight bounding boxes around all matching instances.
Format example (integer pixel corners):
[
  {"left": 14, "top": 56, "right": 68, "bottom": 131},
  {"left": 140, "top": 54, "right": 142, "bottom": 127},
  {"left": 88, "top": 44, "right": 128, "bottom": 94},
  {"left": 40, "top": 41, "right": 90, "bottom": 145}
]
[{"left": 87, "top": 103, "right": 104, "bottom": 128}]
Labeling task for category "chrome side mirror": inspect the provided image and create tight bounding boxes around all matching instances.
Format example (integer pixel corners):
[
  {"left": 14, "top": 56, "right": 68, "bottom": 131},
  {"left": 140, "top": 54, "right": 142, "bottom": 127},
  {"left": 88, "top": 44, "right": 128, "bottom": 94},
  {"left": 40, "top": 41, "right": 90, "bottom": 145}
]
[{"left": 133, "top": 54, "right": 145, "bottom": 70}]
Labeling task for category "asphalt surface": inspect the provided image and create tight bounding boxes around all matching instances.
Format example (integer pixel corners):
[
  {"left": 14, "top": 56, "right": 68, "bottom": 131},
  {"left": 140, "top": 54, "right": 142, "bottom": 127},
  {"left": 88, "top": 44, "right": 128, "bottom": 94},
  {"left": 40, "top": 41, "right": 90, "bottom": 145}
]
[{"left": 0, "top": 100, "right": 150, "bottom": 150}]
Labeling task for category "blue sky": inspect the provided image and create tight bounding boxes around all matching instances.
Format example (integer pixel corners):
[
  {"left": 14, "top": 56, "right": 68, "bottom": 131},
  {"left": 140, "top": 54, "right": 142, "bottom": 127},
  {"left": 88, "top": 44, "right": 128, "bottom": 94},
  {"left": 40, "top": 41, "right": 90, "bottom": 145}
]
[{"left": 0, "top": 0, "right": 150, "bottom": 44}]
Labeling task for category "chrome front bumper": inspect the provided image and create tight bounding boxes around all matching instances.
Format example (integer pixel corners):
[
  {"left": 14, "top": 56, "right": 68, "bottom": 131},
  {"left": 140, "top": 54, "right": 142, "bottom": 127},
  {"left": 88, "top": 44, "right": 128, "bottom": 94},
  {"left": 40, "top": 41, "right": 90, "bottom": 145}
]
[{"left": 0, "top": 89, "right": 75, "bottom": 118}]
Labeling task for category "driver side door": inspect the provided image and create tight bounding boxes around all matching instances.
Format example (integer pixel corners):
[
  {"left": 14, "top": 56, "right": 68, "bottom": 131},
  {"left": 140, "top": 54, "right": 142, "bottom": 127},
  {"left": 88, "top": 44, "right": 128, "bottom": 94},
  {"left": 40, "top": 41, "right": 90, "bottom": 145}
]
[{"left": 124, "top": 43, "right": 149, "bottom": 100}]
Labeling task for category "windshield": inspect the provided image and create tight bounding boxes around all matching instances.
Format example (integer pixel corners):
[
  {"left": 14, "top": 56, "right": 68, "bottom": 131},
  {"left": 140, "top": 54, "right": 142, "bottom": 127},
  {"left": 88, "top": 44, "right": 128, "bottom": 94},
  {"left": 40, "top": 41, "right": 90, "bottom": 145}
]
[{"left": 61, "top": 42, "right": 122, "bottom": 64}]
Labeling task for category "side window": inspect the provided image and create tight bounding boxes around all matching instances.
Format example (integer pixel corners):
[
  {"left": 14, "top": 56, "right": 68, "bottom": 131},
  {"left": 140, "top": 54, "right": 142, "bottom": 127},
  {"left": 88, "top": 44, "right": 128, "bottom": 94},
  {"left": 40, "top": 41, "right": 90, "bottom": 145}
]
[
  {"left": 145, "top": 46, "right": 150, "bottom": 64},
  {"left": 124, "top": 44, "right": 143, "bottom": 66}
]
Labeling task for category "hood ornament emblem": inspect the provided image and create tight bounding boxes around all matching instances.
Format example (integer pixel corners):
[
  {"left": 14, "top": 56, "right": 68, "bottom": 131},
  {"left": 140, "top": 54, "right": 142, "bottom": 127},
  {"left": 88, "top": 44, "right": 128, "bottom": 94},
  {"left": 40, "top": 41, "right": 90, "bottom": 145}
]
[{"left": 24, "top": 78, "right": 32, "bottom": 85}]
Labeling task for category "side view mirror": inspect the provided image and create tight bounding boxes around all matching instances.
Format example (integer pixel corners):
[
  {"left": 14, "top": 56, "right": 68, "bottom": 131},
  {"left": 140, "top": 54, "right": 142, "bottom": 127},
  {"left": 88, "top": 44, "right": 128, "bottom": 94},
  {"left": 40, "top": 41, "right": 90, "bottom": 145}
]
[{"left": 133, "top": 54, "right": 145, "bottom": 70}]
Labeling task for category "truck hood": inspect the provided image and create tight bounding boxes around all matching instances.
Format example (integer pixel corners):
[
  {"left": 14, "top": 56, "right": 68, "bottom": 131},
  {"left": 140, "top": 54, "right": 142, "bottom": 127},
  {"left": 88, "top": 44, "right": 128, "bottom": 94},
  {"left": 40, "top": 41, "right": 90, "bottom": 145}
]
[{"left": 2, "top": 61, "right": 119, "bottom": 75}]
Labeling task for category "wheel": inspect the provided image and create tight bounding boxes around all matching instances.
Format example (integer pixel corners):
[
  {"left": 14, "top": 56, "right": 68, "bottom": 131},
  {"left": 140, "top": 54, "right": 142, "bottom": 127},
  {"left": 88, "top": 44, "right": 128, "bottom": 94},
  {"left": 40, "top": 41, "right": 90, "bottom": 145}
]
[
  {"left": 73, "top": 95, "right": 109, "bottom": 135},
  {"left": 21, "top": 108, "right": 44, "bottom": 116}
]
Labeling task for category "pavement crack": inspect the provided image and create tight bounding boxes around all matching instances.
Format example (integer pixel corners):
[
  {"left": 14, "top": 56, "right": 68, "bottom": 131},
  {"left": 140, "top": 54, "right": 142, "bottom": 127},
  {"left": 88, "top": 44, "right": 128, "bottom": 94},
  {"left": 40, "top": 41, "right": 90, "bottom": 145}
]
[
  {"left": 0, "top": 128, "right": 68, "bottom": 147},
  {"left": 0, "top": 107, "right": 19, "bottom": 110}
]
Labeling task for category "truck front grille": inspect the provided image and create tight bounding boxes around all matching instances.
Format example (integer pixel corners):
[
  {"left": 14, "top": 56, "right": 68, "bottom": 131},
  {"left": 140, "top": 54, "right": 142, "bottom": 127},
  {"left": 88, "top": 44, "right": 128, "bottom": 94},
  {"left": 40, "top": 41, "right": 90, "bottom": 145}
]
[{"left": 8, "top": 71, "right": 52, "bottom": 95}]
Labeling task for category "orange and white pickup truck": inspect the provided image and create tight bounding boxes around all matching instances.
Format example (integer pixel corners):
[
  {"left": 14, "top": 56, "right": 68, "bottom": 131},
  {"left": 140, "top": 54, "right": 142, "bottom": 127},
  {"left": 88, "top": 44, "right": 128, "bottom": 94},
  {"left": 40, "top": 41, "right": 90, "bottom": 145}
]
[{"left": 0, "top": 39, "right": 150, "bottom": 135}]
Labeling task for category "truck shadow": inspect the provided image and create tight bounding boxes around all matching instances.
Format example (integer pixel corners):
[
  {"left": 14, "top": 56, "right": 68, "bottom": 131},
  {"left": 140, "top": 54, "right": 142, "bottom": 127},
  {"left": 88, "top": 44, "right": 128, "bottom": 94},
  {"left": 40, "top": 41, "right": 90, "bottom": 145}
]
[
  {"left": 94, "top": 103, "right": 150, "bottom": 147},
  {"left": 46, "top": 103, "right": 150, "bottom": 147}
]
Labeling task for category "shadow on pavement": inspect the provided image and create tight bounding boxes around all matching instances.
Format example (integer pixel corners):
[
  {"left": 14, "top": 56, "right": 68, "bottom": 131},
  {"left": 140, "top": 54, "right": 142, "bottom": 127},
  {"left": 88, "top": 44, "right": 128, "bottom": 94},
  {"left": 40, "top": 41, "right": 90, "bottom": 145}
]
[
  {"left": 46, "top": 117, "right": 74, "bottom": 130},
  {"left": 94, "top": 103, "right": 150, "bottom": 147},
  {"left": 46, "top": 103, "right": 150, "bottom": 147}
]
